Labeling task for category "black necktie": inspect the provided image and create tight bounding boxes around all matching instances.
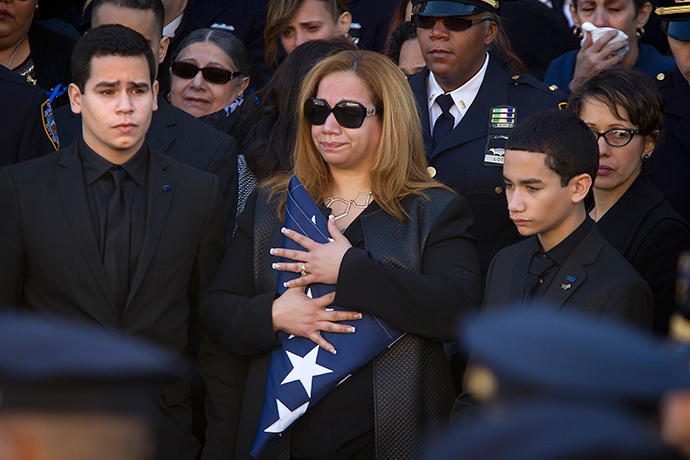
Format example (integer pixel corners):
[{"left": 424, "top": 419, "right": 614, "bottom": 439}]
[
  {"left": 104, "top": 167, "right": 130, "bottom": 315},
  {"left": 433, "top": 94, "right": 455, "bottom": 149},
  {"left": 524, "top": 252, "right": 555, "bottom": 303}
]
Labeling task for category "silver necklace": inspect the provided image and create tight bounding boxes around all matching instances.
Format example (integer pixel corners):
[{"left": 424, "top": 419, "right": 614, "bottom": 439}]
[
  {"left": 325, "top": 191, "right": 372, "bottom": 220},
  {"left": 5, "top": 34, "right": 27, "bottom": 69}
]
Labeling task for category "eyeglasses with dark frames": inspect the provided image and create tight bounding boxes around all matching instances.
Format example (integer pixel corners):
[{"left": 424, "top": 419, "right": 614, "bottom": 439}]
[
  {"left": 590, "top": 128, "right": 643, "bottom": 147},
  {"left": 171, "top": 61, "right": 242, "bottom": 84},
  {"left": 411, "top": 15, "right": 489, "bottom": 32},
  {"left": 304, "top": 98, "right": 379, "bottom": 129}
]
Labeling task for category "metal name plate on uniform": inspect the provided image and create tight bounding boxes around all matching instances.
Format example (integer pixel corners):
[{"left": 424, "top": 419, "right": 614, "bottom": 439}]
[{"left": 484, "top": 135, "right": 508, "bottom": 165}]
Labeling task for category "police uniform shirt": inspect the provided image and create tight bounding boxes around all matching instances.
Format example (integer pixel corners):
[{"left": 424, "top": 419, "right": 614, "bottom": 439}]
[{"left": 428, "top": 52, "right": 490, "bottom": 131}]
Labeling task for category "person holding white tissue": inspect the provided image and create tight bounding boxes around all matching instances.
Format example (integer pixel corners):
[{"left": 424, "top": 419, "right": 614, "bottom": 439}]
[{"left": 544, "top": 0, "right": 674, "bottom": 95}]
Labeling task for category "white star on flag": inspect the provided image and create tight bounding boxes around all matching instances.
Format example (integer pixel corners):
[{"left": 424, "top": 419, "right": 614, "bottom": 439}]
[
  {"left": 264, "top": 399, "right": 309, "bottom": 433},
  {"left": 281, "top": 345, "right": 333, "bottom": 397}
]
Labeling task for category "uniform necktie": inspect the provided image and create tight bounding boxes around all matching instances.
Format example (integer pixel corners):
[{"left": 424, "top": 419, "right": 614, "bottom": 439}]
[
  {"left": 433, "top": 94, "right": 455, "bottom": 149},
  {"left": 104, "top": 167, "right": 130, "bottom": 315},
  {"left": 524, "top": 252, "right": 555, "bottom": 303}
]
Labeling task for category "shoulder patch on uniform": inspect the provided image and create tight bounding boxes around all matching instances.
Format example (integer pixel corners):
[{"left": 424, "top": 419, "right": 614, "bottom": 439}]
[
  {"left": 549, "top": 84, "right": 559, "bottom": 91},
  {"left": 558, "top": 102, "right": 568, "bottom": 111},
  {"left": 41, "top": 99, "right": 60, "bottom": 151},
  {"left": 657, "top": 72, "right": 666, "bottom": 81}
]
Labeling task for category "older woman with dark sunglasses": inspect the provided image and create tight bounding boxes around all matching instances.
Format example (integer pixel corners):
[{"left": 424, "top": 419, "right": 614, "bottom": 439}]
[
  {"left": 169, "top": 28, "right": 255, "bottom": 148},
  {"left": 569, "top": 67, "right": 690, "bottom": 335},
  {"left": 198, "top": 50, "right": 481, "bottom": 459}
]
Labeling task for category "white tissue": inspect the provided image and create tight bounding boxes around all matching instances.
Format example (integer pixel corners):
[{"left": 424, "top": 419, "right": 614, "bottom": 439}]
[{"left": 580, "top": 22, "right": 629, "bottom": 59}]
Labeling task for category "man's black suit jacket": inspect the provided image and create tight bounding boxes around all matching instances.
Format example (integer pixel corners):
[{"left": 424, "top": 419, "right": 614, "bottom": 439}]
[
  {"left": 54, "top": 98, "right": 239, "bottom": 240},
  {"left": 483, "top": 225, "right": 653, "bottom": 329},
  {"left": 0, "top": 142, "right": 226, "bottom": 460}
]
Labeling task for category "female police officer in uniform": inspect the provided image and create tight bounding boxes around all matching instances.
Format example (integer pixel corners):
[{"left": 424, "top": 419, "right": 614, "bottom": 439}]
[{"left": 408, "top": 0, "right": 566, "bottom": 275}]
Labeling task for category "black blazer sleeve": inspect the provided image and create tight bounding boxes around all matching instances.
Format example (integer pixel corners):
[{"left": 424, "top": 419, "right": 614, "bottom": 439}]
[
  {"left": 200, "top": 191, "right": 280, "bottom": 356},
  {"left": 334, "top": 195, "right": 482, "bottom": 341}
]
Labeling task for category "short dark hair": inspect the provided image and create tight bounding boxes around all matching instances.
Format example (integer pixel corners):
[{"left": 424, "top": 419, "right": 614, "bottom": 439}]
[
  {"left": 72, "top": 24, "right": 157, "bottom": 90},
  {"left": 568, "top": 67, "right": 663, "bottom": 148},
  {"left": 386, "top": 21, "right": 417, "bottom": 65},
  {"left": 506, "top": 109, "right": 599, "bottom": 186},
  {"left": 171, "top": 28, "right": 252, "bottom": 78},
  {"left": 91, "top": 0, "right": 165, "bottom": 38}
]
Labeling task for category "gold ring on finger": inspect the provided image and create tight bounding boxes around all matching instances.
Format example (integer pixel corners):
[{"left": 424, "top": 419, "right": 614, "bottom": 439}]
[{"left": 301, "top": 263, "right": 307, "bottom": 276}]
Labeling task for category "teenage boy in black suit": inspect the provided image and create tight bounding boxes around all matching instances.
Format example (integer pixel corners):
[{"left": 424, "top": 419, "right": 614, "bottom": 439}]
[
  {"left": 484, "top": 109, "right": 653, "bottom": 328},
  {"left": 0, "top": 25, "right": 225, "bottom": 460}
]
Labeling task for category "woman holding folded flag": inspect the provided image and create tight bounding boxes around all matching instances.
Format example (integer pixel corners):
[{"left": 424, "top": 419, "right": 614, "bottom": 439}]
[{"left": 198, "top": 50, "right": 481, "bottom": 460}]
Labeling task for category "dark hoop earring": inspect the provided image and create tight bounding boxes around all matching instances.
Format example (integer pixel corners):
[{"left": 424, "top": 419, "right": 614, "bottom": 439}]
[
  {"left": 573, "top": 27, "right": 583, "bottom": 39},
  {"left": 637, "top": 27, "right": 645, "bottom": 39}
]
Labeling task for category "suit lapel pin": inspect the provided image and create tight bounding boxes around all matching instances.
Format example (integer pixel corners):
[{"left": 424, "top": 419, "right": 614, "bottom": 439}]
[
  {"left": 162, "top": 185, "right": 171, "bottom": 192},
  {"left": 562, "top": 275, "right": 576, "bottom": 291}
]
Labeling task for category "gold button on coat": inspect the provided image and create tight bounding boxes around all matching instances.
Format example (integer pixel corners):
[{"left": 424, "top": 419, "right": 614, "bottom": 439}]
[
  {"left": 427, "top": 166, "right": 437, "bottom": 178},
  {"left": 495, "top": 186, "right": 503, "bottom": 195}
]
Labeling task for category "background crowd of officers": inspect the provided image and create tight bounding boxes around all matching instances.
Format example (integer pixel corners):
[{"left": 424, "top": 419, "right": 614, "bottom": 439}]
[{"left": 3, "top": 0, "right": 690, "bottom": 458}]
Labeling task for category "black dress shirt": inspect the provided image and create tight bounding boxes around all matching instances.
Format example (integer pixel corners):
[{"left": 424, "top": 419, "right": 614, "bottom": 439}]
[
  {"left": 528, "top": 217, "right": 594, "bottom": 302},
  {"left": 79, "top": 138, "right": 148, "bottom": 285}
]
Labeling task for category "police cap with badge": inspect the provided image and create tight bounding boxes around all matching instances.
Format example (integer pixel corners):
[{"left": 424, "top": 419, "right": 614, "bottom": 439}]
[
  {"left": 411, "top": 0, "right": 505, "bottom": 16},
  {"left": 656, "top": 0, "right": 690, "bottom": 41},
  {"left": 460, "top": 308, "right": 690, "bottom": 406}
]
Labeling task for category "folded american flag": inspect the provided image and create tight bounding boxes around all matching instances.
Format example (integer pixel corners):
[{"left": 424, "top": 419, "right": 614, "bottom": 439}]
[{"left": 250, "top": 175, "right": 403, "bottom": 458}]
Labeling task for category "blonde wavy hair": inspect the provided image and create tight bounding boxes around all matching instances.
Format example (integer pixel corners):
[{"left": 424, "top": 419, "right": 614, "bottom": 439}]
[{"left": 267, "top": 49, "right": 449, "bottom": 220}]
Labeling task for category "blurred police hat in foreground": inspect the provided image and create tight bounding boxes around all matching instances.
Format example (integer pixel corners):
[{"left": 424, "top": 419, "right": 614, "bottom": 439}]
[
  {"left": 460, "top": 308, "right": 690, "bottom": 405},
  {"left": 0, "top": 312, "right": 182, "bottom": 414},
  {"left": 411, "top": 0, "right": 512, "bottom": 17},
  {"left": 656, "top": 0, "right": 690, "bottom": 40},
  {"left": 422, "top": 400, "right": 668, "bottom": 460}
]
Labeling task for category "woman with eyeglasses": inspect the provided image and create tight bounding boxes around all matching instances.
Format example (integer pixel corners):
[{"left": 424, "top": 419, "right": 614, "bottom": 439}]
[
  {"left": 569, "top": 67, "right": 690, "bottom": 335},
  {"left": 199, "top": 50, "right": 481, "bottom": 459},
  {"left": 169, "top": 28, "right": 255, "bottom": 148}
]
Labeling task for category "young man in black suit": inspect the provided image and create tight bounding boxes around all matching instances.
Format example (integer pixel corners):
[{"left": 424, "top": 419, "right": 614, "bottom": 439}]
[
  {"left": 484, "top": 109, "right": 653, "bottom": 328},
  {"left": 0, "top": 25, "right": 225, "bottom": 460},
  {"left": 54, "top": 0, "right": 239, "bottom": 240}
]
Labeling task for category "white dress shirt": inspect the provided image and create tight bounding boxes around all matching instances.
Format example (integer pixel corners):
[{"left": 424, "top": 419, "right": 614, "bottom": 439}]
[{"left": 427, "top": 53, "right": 490, "bottom": 132}]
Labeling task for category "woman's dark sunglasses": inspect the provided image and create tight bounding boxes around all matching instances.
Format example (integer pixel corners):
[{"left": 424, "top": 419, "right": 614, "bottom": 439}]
[
  {"left": 412, "top": 15, "right": 488, "bottom": 32},
  {"left": 304, "top": 98, "right": 379, "bottom": 129},
  {"left": 171, "top": 61, "right": 241, "bottom": 84},
  {"left": 590, "top": 128, "right": 642, "bottom": 147}
]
